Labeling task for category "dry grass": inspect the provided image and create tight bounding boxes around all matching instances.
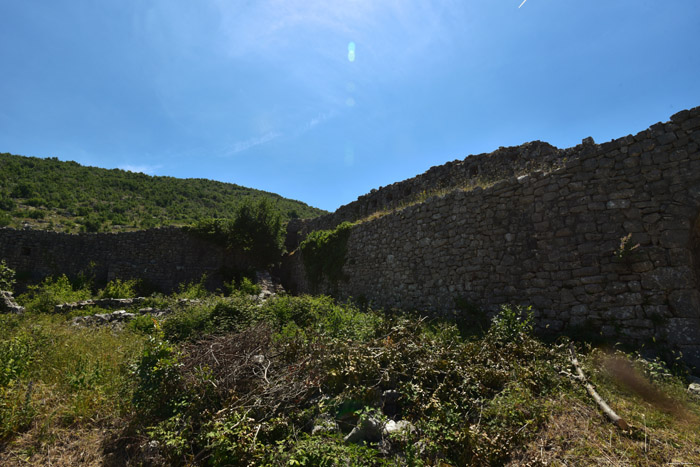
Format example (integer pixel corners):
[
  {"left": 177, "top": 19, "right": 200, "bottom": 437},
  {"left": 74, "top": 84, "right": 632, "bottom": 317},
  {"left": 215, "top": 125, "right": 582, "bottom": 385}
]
[
  {"left": 0, "top": 424, "right": 117, "bottom": 466},
  {"left": 353, "top": 178, "right": 502, "bottom": 225},
  {"left": 510, "top": 369, "right": 700, "bottom": 466}
]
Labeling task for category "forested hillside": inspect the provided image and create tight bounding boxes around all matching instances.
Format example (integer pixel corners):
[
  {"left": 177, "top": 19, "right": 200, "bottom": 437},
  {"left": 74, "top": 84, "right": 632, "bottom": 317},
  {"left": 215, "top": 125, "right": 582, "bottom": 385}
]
[{"left": 0, "top": 153, "right": 325, "bottom": 232}]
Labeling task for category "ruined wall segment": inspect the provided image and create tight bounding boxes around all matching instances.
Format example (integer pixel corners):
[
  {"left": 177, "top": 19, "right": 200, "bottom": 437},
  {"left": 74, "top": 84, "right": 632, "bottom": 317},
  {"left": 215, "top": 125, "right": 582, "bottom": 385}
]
[
  {"left": 287, "top": 106, "right": 700, "bottom": 369},
  {"left": 285, "top": 140, "right": 596, "bottom": 252},
  {"left": 0, "top": 227, "right": 239, "bottom": 293},
  {"left": 286, "top": 141, "right": 570, "bottom": 249}
]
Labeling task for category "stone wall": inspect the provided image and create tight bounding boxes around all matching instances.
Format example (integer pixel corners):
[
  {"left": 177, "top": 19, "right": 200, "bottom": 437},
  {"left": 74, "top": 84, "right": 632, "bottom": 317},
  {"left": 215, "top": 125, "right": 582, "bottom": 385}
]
[
  {"left": 286, "top": 140, "right": 573, "bottom": 250},
  {"left": 0, "top": 227, "right": 241, "bottom": 293},
  {"left": 285, "top": 106, "right": 700, "bottom": 370}
]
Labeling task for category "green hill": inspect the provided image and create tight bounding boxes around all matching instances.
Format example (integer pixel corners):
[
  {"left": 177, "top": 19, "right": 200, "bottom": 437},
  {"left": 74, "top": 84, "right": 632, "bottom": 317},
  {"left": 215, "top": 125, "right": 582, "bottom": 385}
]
[{"left": 0, "top": 153, "right": 326, "bottom": 232}]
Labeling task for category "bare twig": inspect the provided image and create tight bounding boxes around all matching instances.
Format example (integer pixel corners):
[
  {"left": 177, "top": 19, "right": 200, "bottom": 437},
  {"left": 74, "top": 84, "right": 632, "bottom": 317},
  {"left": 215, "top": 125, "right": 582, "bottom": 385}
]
[{"left": 568, "top": 343, "right": 629, "bottom": 430}]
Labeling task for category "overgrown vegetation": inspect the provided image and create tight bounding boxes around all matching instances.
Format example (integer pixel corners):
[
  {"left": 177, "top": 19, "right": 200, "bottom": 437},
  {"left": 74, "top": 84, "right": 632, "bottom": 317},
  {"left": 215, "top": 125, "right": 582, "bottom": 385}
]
[
  {"left": 0, "top": 152, "right": 325, "bottom": 233},
  {"left": 1, "top": 276, "right": 699, "bottom": 465},
  {"left": 299, "top": 221, "right": 354, "bottom": 289},
  {"left": 187, "top": 198, "right": 285, "bottom": 268},
  {"left": 0, "top": 260, "right": 15, "bottom": 292}
]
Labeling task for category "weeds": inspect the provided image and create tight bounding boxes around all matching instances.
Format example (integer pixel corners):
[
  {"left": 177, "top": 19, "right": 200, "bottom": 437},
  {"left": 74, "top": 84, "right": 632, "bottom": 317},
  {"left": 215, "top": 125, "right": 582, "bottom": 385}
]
[
  {"left": 0, "top": 260, "right": 15, "bottom": 292},
  {"left": 17, "top": 274, "right": 91, "bottom": 313},
  {"left": 1, "top": 294, "right": 699, "bottom": 465}
]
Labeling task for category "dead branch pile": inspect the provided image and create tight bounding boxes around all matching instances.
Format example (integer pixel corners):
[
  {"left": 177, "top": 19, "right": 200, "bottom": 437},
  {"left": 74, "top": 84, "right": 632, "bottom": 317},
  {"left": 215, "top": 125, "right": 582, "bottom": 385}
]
[{"left": 181, "top": 325, "right": 320, "bottom": 421}]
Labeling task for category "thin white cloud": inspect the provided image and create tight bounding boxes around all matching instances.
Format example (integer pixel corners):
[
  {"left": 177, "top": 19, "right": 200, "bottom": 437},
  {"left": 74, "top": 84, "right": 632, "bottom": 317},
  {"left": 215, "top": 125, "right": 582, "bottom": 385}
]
[
  {"left": 307, "top": 111, "right": 336, "bottom": 130},
  {"left": 224, "top": 131, "right": 282, "bottom": 156},
  {"left": 119, "top": 164, "right": 162, "bottom": 175},
  {"left": 212, "top": 0, "right": 461, "bottom": 77}
]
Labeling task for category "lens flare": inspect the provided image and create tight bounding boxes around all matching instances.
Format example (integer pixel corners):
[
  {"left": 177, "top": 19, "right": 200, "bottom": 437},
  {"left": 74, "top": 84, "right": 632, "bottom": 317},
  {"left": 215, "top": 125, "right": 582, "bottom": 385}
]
[{"left": 347, "top": 41, "right": 356, "bottom": 62}]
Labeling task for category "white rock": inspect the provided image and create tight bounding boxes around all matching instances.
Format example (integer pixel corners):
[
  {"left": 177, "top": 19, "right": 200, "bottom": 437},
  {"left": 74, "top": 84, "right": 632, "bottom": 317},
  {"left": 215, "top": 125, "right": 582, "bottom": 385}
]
[{"left": 689, "top": 383, "right": 700, "bottom": 397}]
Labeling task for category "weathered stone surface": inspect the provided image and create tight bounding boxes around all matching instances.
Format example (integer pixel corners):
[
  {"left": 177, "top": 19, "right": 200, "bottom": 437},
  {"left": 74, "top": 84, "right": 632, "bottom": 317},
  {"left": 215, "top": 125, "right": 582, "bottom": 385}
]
[
  {"left": 344, "top": 416, "right": 414, "bottom": 444},
  {"left": 0, "top": 291, "right": 24, "bottom": 314},
  {"left": 689, "top": 383, "right": 700, "bottom": 397},
  {"left": 284, "top": 106, "right": 700, "bottom": 366},
  {"left": 0, "top": 227, "right": 251, "bottom": 294}
]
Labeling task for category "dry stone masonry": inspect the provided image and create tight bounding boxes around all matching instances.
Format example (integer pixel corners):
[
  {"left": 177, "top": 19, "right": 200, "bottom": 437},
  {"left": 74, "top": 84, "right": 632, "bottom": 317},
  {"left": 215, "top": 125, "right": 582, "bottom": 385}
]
[
  {"left": 0, "top": 227, "right": 242, "bottom": 293},
  {"left": 286, "top": 106, "right": 700, "bottom": 370}
]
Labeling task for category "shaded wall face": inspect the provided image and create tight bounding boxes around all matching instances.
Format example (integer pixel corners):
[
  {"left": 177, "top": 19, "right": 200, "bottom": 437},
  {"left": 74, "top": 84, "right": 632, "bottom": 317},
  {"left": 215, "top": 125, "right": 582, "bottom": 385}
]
[
  {"left": 287, "top": 107, "right": 700, "bottom": 370},
  {"left": 0, "top": 228, "right": 238, "bottom": 293},
  {"left": 692, "top": 214, "right": 700, "bottom": 318}
]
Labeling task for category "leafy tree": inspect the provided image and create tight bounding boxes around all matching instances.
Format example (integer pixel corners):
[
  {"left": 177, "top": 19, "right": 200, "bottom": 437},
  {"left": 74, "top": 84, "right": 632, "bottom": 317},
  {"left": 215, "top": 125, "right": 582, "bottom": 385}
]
[
  {"left": 188, "top": 199, "right": 285, "bottom": 267},
  {"left": 230, "top": 198, "right": 284, "bottom": 267}
]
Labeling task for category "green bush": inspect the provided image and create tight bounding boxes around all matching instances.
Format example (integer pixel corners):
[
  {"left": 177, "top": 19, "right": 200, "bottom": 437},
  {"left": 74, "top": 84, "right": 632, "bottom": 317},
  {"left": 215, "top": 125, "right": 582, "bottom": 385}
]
[
  {"left": 261, "top": 295, "right": 383, "bottom": 342},
  {"left": 18, "top": 274, "right": 92, "bottom": 313},
  {"left": 98, "top": 278, "right": 137, "bottom": 299},
  {"left": 487, "top": 304, "right": 534, "bottom": 343},
  {"left": 175, "top": 275, "right": 210, "bottom": 299},
  {"left": 24, "top": 209, "right": 45, "bottom": 219},
  {"left": 81, "top": 215, "right": 102, "bottom": 232},
  {"left": 226, "top": 276, "right": 262, "bottom": 296},
  {"left": 131, "top": 335, "right": 183, "bottom": 420},
  {"left": 208, "top": 296, "right": 258, "bottom": 333},
  {"left": 162, "top": 305, "right": 214, "bottom": 342},
  {"left": 277, "top": 434, "right": 386, "bottom": 466},
  {"left": 0, "top": 333, "right": 35, "bottom": 387},
  {"left": 0, "top": 260, "right": 16, "bottom": 292},
  {"left": 128, "top": 314, "right": 159, "bottom": 335},
  {"left": 230, "top": 198, "right": 284, "bottom": 267},
  {"left": 299, "top": 222, "right": 353, "bottom": 289},
  {"left": 0, "top": 196, "right": 15, "bottom": 211},
  {"left": 0, "top": 212, "right": 11, "bottom": 227},
  {"left": 188, "top": 198, "right": 285, "bottom": 268}
]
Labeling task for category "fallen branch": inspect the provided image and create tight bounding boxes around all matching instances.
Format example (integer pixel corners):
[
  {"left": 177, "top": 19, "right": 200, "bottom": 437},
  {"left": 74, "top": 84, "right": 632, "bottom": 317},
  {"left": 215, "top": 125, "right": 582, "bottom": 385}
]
[{"left": 568, "top": 343, "right": 629, "bottom": 430}]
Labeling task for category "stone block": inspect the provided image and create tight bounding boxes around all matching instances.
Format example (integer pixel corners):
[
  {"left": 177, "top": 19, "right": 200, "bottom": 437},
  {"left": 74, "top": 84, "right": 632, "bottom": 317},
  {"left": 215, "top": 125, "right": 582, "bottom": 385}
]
[
  {"left": 668, "top": 290, "right": 700, "bottom": 318},
  {"left": 606, "top": 199, "right": 630, "bottom": 209},
  {"left": 641, "top": 267, "right": 694, "bottom": 290},
  {"left": 666, "top": 318, "right": 700, "bottom": 345}
]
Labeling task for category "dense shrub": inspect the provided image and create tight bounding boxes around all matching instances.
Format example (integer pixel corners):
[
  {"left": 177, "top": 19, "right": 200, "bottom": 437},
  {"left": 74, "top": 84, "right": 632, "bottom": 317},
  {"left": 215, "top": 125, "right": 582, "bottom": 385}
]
[
  {"left": 230, "top": 198, "right": 284, "bottom": 267},
  {"left": 17, "top": 274, "right": 91, "bottom": 313},
  {"left": 299, "top": 221, "right": 353, "bottom": 289},
  {"left": 161, "top": 305, "right": 215, "bottom": 342},
  {"left": 98, "top": 278, "right": 137, "bottom": 299},
  {"left": 174, "top": 275, "right": 211, "bottom": 300},
  {"left": 131, "top": 335, "right": 184, "bottom": 421},
  {"left": 0, "top": 260, "right": 15, "bottom": 292},
  {"left": 189, "top": 199, "right": 285, "bottom": 268}
]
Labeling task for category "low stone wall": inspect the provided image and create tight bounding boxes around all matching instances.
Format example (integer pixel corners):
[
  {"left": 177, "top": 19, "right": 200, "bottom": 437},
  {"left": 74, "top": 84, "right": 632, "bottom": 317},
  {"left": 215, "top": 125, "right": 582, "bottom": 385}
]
[
  {"left": 285, "top": 106, "right": 700, "bottom": 370},
  {"left": 0, "top": 227, "right": 242, "bottom": 293}
]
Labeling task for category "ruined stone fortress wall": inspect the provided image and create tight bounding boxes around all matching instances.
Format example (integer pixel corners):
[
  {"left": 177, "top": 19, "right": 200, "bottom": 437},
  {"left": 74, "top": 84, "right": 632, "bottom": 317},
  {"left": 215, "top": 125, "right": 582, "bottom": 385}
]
[
  {"left": 0, "top": 227, "right": 238, "bottom": 293},
  {"left": 286, "top": 106, "right": 700, "bottom": 369},
  {"left": 286, "top": 140, "right": 576, "bottom": 249}
]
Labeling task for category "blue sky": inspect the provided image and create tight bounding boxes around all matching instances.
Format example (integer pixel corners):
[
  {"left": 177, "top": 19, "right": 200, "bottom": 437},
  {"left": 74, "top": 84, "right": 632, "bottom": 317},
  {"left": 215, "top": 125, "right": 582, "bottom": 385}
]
[{"left": 1, "top": 1, "right": 698, "bottom": 212}]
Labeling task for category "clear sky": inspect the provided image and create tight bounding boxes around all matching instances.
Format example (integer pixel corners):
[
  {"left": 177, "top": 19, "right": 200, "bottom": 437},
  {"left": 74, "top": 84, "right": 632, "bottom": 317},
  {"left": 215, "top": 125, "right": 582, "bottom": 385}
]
[{"left": 1, "top": 1, "right": 698, "bottom": 212}]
